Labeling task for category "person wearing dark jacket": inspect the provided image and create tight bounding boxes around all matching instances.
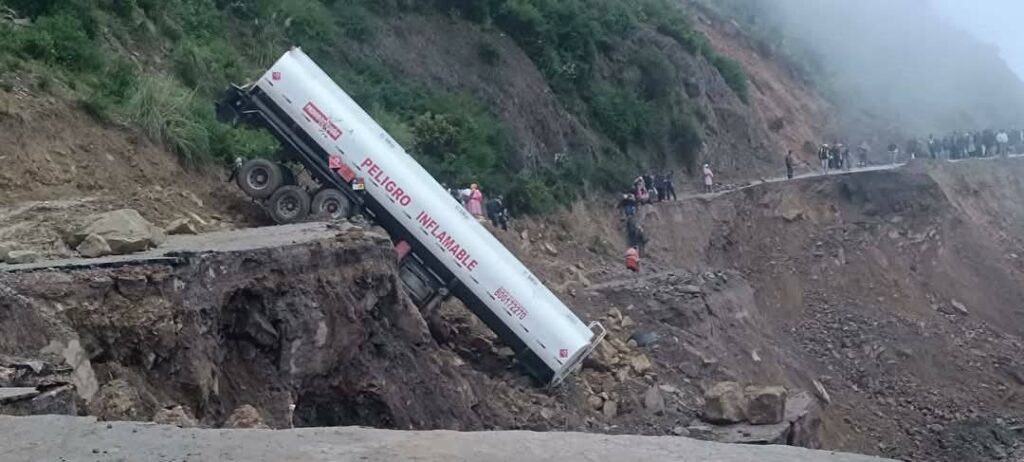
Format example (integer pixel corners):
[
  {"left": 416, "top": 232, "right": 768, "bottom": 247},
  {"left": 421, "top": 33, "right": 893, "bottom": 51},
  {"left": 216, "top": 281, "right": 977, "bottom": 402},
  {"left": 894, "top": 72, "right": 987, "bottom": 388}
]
[
  {"left": 485, "top": 196, "right": 509, "bottom": 231},
  {"left": 661, "top": 171, "right": 677, "bottom": 201},
  {"left": 618, "top": 194, "right": 638, "bottom": 219},
  {"left": 785, "top": 150, "right": 795, "bottom": 179}
]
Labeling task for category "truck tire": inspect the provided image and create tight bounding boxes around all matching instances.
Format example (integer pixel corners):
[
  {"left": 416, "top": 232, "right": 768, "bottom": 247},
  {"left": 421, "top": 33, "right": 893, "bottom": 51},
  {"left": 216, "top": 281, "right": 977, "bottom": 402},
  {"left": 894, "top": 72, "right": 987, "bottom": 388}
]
[
  {"left": 237, "top": 159, "right": 283, "bottom": 199},
  {"left": 267, "top": 185, "right": 311, "bottom": 224},
  {"left": 311, "top": 188, "right": 353, "bottom": 220}
]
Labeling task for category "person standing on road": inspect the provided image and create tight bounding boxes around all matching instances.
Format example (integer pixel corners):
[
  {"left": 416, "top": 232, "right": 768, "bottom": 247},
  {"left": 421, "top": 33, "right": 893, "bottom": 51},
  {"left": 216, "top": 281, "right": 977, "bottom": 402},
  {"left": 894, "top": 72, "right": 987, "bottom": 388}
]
[
  {"left": 785, "top": 150, "right": 795, "bottom": 179},
  {"left": 818, "top": 144, "right": 830, "bottom": 174},
  {"left": 466, "top": 183, "right": 484, "bottom": 218},
  {"left": 997, "top": 130, "right": 1010, "bottom": 157},
  {"left": 858, "top": 141, "right": 871, "bottom": 167},
  {"left": 888, "top": 143, "right": 900, "bottom": 165},
  {"left": 983, "top": 129, "right": 997, "bottom": 157},
  {"left": 702, "top": 164, "right": 715, "bottom": 193},
  {"left": 661, "top": 171, "right": 677, "bottom": 201}
]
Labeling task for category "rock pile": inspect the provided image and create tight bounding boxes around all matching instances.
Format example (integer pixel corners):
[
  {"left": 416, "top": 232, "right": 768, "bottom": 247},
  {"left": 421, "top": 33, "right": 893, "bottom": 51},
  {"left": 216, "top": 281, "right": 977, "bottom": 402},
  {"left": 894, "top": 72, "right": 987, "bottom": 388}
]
[
  {"left": 703, "top": 382, "right": 788, "bottom": 426},
  {"left": 69, "top": 209, "right": 166, "bottom": 257}
]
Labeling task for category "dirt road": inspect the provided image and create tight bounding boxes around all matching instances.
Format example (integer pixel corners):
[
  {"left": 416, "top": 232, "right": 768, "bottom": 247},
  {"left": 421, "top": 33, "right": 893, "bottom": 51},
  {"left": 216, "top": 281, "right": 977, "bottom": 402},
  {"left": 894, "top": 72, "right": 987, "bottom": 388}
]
[
  {"left": 0, "top": 222, "right": 344, "bottom": 272},
  {"left": 0, "top": 415, "right": 894, "bottom": 462},
  {"left": 683, "top": 154, "right": 1024, "bottom": 201}
]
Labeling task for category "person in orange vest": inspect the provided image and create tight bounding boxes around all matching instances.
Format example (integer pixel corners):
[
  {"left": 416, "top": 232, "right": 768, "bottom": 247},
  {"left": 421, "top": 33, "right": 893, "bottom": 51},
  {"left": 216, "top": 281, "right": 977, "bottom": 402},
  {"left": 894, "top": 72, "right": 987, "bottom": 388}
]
[{"left": 625, "top": 247, "right": 640, "bottom": 273}]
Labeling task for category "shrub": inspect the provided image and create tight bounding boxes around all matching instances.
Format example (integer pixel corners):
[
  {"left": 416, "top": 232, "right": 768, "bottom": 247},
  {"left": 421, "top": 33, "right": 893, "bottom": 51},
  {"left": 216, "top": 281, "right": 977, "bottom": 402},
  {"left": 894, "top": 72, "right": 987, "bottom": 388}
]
[
  {"left": 17, "top": 13, "right": 102, "bottom": 71},
  {"left": 506, "top": 175, "right": 559, "bottom": 215},
  {"left": 410, "top": 94, "right": 507, "bottom": 190},
  {"left": 711, "top": 54, "right": 749, "bottom": 103},
  {"left": 477, "top": 41, "right": 501, "bottom": 66},
  {"left": 330, "top": 1, "right": 377, "bottom": 41},
  {"left": 589, "top": 84, "right": 648, "bottom": 149},
  {"left": 635, "top": 49, "right": 676, "bottom": 101},
  {"left": 172, "top": 38, "right": 244, "bottom": 95},
  {"left": 121, "top": 76, "right": 211, "bottom": 166}
]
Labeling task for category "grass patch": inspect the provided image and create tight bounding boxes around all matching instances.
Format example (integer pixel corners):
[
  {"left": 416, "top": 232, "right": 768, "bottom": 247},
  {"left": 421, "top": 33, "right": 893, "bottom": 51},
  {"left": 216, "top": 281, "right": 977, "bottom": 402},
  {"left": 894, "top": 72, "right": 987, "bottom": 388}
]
[{"left": 121, "top": 76, "right": 210, "bottom": 166}]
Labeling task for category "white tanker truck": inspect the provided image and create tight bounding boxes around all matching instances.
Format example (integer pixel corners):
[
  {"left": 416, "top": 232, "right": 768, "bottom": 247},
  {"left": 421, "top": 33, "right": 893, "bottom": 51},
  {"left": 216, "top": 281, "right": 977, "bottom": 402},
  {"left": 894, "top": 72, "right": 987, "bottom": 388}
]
[{"left": 216, "top": 49, "right": 606, "bottom": 385}]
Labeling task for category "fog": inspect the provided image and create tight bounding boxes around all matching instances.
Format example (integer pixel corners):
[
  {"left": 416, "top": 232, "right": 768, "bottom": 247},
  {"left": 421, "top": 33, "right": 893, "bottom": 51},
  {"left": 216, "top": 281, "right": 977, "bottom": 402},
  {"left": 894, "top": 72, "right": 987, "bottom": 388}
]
[{"left": 740, "top": 0, "right": 1024, "bottom": 137}]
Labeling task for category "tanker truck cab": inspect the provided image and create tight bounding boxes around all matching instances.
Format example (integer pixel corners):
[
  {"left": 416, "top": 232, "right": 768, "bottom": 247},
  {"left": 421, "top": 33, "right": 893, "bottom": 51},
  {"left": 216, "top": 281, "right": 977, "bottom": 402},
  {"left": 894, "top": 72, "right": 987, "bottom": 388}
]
[{"left": 216, "top": 48, "right": 605, "bottom": 385}]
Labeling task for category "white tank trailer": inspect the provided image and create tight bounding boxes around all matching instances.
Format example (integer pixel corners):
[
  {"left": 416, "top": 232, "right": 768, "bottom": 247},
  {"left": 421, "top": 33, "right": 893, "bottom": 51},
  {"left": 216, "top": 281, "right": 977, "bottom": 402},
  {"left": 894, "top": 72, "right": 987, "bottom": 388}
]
[{"left": 216, "top": 49, "right": 606, "bottom": 385}]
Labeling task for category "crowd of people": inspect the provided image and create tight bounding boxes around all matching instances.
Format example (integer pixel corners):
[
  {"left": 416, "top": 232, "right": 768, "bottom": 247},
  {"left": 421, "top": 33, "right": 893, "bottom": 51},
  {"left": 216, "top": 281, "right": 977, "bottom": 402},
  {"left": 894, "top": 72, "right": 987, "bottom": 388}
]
[
  {"left": 813, "top": 128, "right": 1024, "bottom": 175},
  {"left": 816, "top": 142, "right": 867, "bottom": 174},
  {"left": 920, "top": 129, "right": 1024, "bottom": 160},
  {"left": 617, "top": 164, "right": 718, "bottom": 272},
  {"left": 446, "top": 183, "right": 510, "bottom": 231}
]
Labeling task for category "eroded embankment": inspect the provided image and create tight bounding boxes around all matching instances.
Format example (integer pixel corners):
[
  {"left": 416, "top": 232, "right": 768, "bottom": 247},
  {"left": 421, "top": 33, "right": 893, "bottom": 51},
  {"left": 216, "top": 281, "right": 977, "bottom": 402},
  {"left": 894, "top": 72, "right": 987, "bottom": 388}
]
[{"left": 0, "top": 226, "right": 496, "bottom": 429}]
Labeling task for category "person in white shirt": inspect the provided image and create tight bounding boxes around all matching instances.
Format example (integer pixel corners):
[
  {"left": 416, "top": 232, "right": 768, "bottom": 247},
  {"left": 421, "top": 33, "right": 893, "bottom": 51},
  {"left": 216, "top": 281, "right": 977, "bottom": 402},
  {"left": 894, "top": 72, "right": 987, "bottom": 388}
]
[{"left": 997, "top": 130, "right": 1010, "bottom": 157}]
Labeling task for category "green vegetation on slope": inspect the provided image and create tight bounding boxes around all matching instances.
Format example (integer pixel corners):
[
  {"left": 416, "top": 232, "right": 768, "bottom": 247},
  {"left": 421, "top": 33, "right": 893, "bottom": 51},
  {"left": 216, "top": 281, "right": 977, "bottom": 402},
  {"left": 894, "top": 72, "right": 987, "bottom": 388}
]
[{"left": 0, "top": 0, "right": 749, "bottom": 213}]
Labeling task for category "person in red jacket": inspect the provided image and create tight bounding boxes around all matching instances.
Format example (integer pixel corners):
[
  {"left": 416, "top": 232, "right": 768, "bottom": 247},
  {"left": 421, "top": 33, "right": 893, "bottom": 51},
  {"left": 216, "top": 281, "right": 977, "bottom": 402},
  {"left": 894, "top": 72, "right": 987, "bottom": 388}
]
[{"left": 625, "top": 247, "right": 640, "bottom": 273}]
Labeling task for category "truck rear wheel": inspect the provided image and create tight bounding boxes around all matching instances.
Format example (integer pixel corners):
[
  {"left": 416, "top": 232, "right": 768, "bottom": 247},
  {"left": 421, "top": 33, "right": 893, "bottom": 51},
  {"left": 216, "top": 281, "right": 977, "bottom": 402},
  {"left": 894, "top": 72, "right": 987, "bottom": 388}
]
[
  {"left": 311, "top": 188, "right": 352, "bottom": 220},
  {"left": 267, "top": 185, "right": 311, "bottom": 224},
  {"left": 237, "top": 159, "right": 283, "bottom": 199}
]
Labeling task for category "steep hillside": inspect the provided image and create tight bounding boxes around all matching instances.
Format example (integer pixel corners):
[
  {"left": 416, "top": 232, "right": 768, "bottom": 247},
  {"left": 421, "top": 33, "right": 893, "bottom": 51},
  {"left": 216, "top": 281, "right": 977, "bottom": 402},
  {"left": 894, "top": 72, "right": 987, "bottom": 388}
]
[{"left": 0, "top": 0, "right": 830, "bottom": 215}]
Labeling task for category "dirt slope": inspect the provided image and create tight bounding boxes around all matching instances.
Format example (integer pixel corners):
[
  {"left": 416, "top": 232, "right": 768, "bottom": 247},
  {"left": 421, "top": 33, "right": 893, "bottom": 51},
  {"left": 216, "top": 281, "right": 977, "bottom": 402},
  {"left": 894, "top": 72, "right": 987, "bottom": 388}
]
[
  {"left": 692, "top": 10, "right": 834, "bottom": 168},
  {"left": 0, "top": 87, "right": 261, "bottom": 259},
  {"left": 499, "top": 158, "right": 1024, "bottom": 461}
]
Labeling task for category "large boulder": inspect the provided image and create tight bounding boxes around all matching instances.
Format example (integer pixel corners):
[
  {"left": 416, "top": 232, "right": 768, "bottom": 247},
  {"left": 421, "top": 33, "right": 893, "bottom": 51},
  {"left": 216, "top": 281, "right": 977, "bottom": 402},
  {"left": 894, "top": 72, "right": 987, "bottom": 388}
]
[
  {"left": 745, "top": 386, "right": 788, "bottom": 425},
  {"left": 73, "top": 210, "right": 166, "bottom": 255},
  {"left": 583, "top": 342, "right": 620, "bottom": 372},
  {"left": 4, "top": 250, "right": 39, "bottom": 264},
  {"left": 165, "top": 217, "right": 199, "bottom": 236},
  {"left": 703, "top": 381, "right": 747, "bottom": 424},
  {"left": 153, "top": 405, "right": 198, "bottom": 428},
  {"left": 76, "top": 234, "right": 112, "bottom": 258},
  {"left": 629, "top": 354, "right": 653, "bottom": 375},
  {"left": 224, "top": 405, "right": 269, "bottom": 429},
  {"left": 0, "top": 242, "right": 20, "bottom": 262},
  {"left": 89, "top": 379, "right": 145, "bottom": 421},
  {"left": 643, "top": 386, "right": 666, "bottom": 414}
]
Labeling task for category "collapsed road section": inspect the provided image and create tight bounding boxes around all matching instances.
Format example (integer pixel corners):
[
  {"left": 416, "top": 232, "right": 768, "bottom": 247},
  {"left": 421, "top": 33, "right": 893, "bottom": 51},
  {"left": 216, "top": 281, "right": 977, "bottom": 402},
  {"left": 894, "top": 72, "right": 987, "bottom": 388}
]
[{"left": 0, "top": 223, "right": 505, "bottom": 429}]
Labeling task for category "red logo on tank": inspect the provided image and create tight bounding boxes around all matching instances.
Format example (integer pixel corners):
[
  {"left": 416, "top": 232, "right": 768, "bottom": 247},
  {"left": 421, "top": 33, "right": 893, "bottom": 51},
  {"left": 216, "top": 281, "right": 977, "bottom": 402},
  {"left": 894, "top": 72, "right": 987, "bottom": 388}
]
[
  {"left": 304, "top": 102, "right": 343, "bottom": 140},
  {"left": 559, "top": 349, "right": 569, "bottom": 358},
  {"left": 272, "top": 71, "right": 282, "bottom": 81}
]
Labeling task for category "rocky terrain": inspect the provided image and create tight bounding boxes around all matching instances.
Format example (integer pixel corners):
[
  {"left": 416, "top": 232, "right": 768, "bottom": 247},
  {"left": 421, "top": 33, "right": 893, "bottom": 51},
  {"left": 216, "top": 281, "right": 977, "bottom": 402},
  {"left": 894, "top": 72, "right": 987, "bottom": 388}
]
[
  {"left": 3, "top": 2, "right": 1024, "bottom": 461},
  {"left": 500, "top": 158, "right": 1024, "bottom": 461},
  {"left": 4, "top": 159, "right": 1024, "bottom": 462}
]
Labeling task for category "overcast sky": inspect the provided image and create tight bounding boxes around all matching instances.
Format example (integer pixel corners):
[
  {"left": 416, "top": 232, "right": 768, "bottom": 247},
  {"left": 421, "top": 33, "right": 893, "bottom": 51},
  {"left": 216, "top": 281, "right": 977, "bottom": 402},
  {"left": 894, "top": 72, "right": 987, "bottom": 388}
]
[{"left": 933, "top": 0, "right": 1024, "bottom": 80}]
